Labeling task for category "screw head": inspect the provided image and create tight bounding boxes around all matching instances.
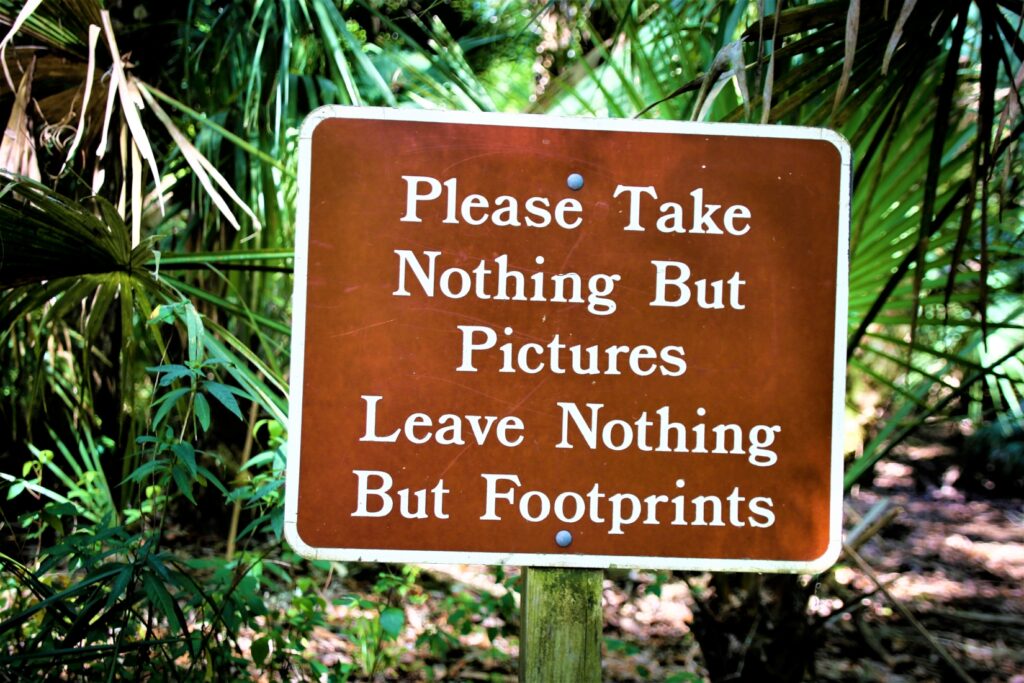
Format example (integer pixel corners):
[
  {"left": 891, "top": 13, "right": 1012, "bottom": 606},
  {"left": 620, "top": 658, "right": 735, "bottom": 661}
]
[
  {"left": 567, "top": 173, "right": 584, "bottom": 190},
  {"left": 555, "top": 530, "right": 573, "bottom": 547}
]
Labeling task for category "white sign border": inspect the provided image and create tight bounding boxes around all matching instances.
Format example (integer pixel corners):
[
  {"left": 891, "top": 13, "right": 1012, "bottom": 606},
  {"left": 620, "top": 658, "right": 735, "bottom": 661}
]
[{"left": 285, "top": 106, "right": 851, "bottom": 574}]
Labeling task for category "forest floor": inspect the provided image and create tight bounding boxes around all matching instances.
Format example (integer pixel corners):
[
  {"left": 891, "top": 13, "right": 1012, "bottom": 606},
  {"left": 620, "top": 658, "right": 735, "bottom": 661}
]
[
  {"left": 815, "top": 440, "right": 1024, "bottom": 683},
  {"left": 284, "top": 436, "right": 1024, "bottom": 682}
]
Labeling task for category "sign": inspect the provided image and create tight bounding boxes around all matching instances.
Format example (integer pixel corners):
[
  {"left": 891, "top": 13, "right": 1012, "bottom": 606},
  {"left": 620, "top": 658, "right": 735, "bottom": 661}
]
[{"left": 285, "top": 107, "right": 849, "bottom": 573}]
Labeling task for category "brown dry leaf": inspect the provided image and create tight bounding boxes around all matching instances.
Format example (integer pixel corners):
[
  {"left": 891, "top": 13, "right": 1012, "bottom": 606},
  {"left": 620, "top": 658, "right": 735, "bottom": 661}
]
[
  {"left": 692, "top": 40, "right": 748, "bottom": 122},
  {"left": 882, "top": 0, "right": 918, "bottom": 75},
  {"left": 0, "top": 0, "right": 43, "bottom": 92},
  {"left": 137, "top": 81, "right": 261, "bottom": 233},
  {"left": 761, "top": 49, "right": 776, "bottom": 124},
  {"left": 60, "top": 24, "right": 101, "bottom": 176},
  {"left": 833, "top": 0, "right": 861, "bottom": 113},
  {"left": 130, "top": 136, "right": 142, "bottom": 246},
  {"left": 100, "top": 9, "right": 164, "bottom": 215},
  {"left": 95, "top": 50, "right": 119, "bottom": 162},
  {"left": 0, "top": 55, "right": 40, "bottom": 180}
]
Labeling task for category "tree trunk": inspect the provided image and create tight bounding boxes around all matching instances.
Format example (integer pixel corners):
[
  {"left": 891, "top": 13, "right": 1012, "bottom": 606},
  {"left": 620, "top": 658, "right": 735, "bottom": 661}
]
[{"left": 689, "top": 573, "right": 817, "bottom": 682}]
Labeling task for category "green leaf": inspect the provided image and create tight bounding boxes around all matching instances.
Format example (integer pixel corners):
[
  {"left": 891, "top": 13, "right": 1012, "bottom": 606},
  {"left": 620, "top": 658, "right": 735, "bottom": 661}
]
[
  {"left": 172, "top": 466, "right": 196, "bottom": 504},
  {"left": 204, "top": 381, "right": 244, "bottom": 420},
  {"left": 123, "top": 458, "right": 169, "bottom": 484},
  {"left": 104, "top": 564, "right": 134, "bottom": 611},
  {"left": 148, "top": 364, "right": 196, "bottom": 387},
  {"left": 251, "top": 636, "right": 270, "bottom": 667},
  {"left": 171, "top": 442, "right": 198, "bottom": 476},
  {"left": 0, "top": 176, "right": 134, "bottom": 289},
  {"left": 152, "top": 386, "right": 191, "bottom": 427},
  {"left": 194, "top": 465, "right": 228, "bottom": 496},
  {"left": 194, "top": 392, "right": 211, "bottom": 432},
  {"left": 164, "top": 276, "right": 291, "bottom": 336},
  {"left": 242, "top": 449, "right": 278, "bottom": 471},
  {"left": 666, "top": 673, "right": 703, "bottom": 683},
  {"left": 202, "top": 323, "right": 287, "bottom": 424},
  {"left": 379, "top": 607, "right": 405, "bottom": 638},
  {"left": 148, "top": 303, "right": 176, "bottom": 326},
  {"left": 140, "top": 87, "right": 294, "bottom": 176},
  {"left": 184, "top": 302, "right": 204, "bottom": 365},
  {"left": 7, "top": 480, "right": 25, "bottom": 499},
  {"left": 249, "top": 479, "right": 284, "bottom": 501},
  {"left": 143, "top": 573, "right": 183, "bottom": 634}
]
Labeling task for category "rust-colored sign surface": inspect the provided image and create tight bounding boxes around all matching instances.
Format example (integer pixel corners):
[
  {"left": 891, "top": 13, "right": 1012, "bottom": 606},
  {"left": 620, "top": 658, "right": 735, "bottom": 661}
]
[{"left": 285, "top": 107, "right": 849, "bottom": 572}]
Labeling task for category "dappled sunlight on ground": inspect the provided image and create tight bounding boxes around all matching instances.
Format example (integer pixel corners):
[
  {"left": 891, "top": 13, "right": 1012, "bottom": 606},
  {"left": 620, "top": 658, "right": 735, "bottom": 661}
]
[
  {"left": 830, "top": 437, "right": 1024, "bottom": 682},
  {"left": 230, "top": 435, "right": 1023, "bottom": 681}
]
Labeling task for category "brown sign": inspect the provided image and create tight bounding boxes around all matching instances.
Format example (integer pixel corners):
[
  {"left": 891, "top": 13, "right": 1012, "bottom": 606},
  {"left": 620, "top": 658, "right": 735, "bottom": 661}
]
[{"left": 285, "top": 108, "right": 849, "bottom": 572}]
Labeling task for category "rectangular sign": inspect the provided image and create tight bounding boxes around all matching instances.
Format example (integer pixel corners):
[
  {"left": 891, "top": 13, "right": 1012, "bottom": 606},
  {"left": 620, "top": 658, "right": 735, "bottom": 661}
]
[{"left": 285, "top": 107, "right": 849, "bottom": 572}]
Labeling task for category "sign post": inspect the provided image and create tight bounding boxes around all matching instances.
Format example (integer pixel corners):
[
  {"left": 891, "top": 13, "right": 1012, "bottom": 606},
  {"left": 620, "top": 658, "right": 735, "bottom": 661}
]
[
  {"left": 287, "top": 107, "right": 850, "bottom": 678},
  {"left": 521, "top": 567, "right": 603, "bottom": 681}
]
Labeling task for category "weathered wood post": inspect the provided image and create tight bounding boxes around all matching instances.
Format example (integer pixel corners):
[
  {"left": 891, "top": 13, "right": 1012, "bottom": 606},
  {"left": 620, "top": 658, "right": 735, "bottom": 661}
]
[{"left": 520, "top": 567, "right": 603, "bottom": 682}]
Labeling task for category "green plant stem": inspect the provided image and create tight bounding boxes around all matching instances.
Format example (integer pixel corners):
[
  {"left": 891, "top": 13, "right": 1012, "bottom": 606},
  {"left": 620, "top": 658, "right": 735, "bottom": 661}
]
[
  {"left": 226, "top": 399, "right": 260, "bottom": 561},
  {"left": 178, "top": 550, "right": 270, "bottom": 678},
  {"left": 141, "top": 393, "right": 195, "bottom": 637},
  {"left": 368, "top": 571, "right": 400, "bottom": 678},
  {"left": 153, "top": 263, "right": 292, "bottom": 273},
  {"left": 150, "top": 250, "right": 293, "bottom": 266}
]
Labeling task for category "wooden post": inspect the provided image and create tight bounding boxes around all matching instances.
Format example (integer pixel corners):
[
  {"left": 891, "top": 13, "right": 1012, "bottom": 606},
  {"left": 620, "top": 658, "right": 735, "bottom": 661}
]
[{"left": 520, "top": 567, "right": 603, "bottom": 682}]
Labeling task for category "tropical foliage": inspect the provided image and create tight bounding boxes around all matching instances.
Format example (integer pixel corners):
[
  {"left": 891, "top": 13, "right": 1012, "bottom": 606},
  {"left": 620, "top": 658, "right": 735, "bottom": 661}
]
[{"left": 0, "top": 0, "right": 1021, "bottom": 680}]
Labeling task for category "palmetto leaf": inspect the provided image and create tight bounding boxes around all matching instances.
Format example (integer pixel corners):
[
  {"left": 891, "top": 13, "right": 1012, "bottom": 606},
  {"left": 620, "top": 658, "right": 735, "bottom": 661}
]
[
  {"left": 0, "top": 174, "right": 146, "bottom": 289},
  {"left": 529, "top": 0, "right": 1024, "bottom": 485},
  {"left": 0, "top": 173, "right": 166, "bottom": 435},
  {"left": 0, "top": 0, "right": 99, "bottom": 54}
]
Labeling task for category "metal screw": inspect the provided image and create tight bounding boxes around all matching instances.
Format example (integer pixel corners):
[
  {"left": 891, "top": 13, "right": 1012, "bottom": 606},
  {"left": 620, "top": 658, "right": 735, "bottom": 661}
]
[
  {"left": 567, "top": 173, "right": 584, "bottom": 190},
  {"left": 555, "top": 530, "right": 573, "bottom": 547}
]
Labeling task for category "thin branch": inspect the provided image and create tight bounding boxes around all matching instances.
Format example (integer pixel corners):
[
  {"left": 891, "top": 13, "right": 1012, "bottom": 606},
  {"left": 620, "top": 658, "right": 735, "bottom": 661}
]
[{"left": 844, "top": 544, "right": 976, "bottom": 683}]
